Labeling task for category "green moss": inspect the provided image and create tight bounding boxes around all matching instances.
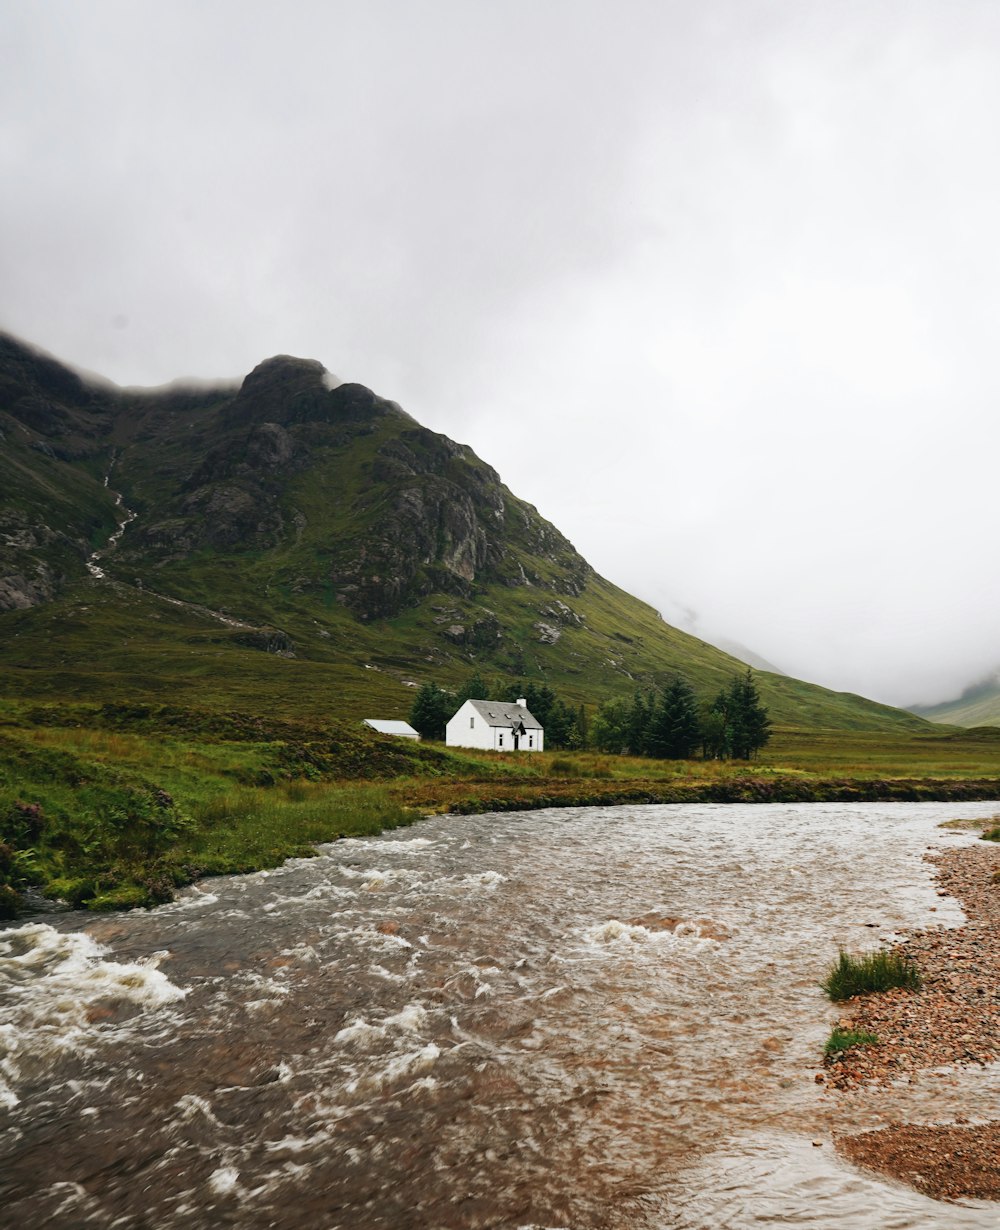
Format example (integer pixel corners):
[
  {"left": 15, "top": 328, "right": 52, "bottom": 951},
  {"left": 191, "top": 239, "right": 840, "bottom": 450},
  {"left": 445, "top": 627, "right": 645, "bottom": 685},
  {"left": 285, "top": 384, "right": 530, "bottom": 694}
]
[
  {"left": 87, "top": 885, "right": 156, "bottom": 911},
  {"left": 46, "top": 876, "right": 97, "bottom": 906}
]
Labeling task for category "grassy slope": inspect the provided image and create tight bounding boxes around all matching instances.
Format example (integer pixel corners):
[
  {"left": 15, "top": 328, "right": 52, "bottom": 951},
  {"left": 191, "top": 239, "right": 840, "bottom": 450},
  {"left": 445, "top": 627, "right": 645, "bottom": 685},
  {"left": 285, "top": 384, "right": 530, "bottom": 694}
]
[
  {"left": 915, "top": 686, "right": 1000, "bottom": 729},
  {"left": 0, "top": 567, "right": 933, "bottom": 733}
]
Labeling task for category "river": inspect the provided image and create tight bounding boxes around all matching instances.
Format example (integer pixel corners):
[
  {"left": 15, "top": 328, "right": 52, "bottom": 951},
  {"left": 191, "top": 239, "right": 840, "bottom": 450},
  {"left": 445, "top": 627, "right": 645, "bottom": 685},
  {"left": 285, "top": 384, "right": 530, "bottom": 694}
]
[{"left": 2, "top": 800, "right": 999, "bottom": 1228}]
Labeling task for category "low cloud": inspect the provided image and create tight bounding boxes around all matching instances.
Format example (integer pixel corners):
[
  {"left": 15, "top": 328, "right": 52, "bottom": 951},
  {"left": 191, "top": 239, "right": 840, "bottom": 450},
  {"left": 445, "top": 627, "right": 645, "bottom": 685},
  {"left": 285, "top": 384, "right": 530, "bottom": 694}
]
[{"left": 2, "top": 1, "right": 999, "bottom": 708}]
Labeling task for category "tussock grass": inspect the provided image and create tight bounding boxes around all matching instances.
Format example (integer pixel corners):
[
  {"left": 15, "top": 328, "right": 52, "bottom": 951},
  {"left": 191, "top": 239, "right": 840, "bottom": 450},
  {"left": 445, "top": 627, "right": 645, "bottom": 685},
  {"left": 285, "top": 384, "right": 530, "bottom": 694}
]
[
  {"left": 822, "top": 949, "right": 922, "bottom": 1001},
  {"left": 825, "top": 1026, "right": 879, "bottom": 1055}
]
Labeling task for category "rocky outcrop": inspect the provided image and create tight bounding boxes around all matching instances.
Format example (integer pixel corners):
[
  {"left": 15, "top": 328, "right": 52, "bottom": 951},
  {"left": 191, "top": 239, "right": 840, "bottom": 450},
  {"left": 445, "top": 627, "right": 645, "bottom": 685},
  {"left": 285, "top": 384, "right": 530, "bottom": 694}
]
[
  {"left": 328, "top": 423, "right": 591, "bottom": 620},
  {"left": 0, "top": 509, "right": 77, "bottom": 610},
  {"left": 224, "top": 356, "right": 385, "bottom": 429},
  {"left": 0, "top": 566, "right": 57, "bottom": 611},
  {"left": 0, "top": 335, "right": 594, "bottom": 636}
]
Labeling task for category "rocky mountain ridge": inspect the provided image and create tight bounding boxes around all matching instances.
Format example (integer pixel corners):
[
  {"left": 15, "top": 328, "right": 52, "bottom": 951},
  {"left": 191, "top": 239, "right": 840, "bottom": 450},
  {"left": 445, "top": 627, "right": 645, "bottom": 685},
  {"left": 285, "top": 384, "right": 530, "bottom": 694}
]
[{"left": 0, "top": 331, "right": 934, "bottom": 731}]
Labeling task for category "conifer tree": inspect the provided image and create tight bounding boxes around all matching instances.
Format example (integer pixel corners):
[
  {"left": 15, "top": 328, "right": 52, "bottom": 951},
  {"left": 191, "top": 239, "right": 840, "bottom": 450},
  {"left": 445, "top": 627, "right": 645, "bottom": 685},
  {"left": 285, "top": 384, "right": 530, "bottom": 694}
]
[
  {"left": 408, "top": 682, "right": 451, "bottom": 741},
  {"left": 455, "top": 671, "right": 490, "bottom": 706},
  {"left": 645, "top": 677, "right": 701, "bottom": 759},
  {"left": 626, "top": 689, "right": 654, "bottom": 756},
  {"left": 711, "top": 669, "right": 771, "bottom": 759},
  {"left": 662, "top": 676, "right": 702, "bottom": 758},
  {"left": 576, "top": 703, "right": 589, "bottom": 749}
]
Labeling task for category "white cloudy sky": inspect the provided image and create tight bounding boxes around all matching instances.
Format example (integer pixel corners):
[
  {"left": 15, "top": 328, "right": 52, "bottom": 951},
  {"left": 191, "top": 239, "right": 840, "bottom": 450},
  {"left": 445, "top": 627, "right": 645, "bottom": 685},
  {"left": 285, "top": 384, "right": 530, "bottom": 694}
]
[{"left": 3, "top": 0, "right": 999, "bottom": 707}]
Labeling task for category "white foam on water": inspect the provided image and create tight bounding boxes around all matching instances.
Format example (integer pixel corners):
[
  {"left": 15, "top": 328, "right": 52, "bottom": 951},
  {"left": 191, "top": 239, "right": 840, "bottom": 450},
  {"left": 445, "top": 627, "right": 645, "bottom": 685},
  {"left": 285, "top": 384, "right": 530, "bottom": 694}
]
[
  {"left": 264, "top": 1135, "right": 312, "bottom": 1154},
  {"left": 207, "top": 1166, "right": 240, "bottom": 1196},
  {"left": 336, "top": 836, "right": 435, "bottom": 854},
  {"left": 370, "top": 964, "right": 406, "bottom": 982},
  {"left": 336, "top": 1002, "right": 429, "bottom": 1046},
  {"left": 0, "top": 924, "right": 187, "bottom": 1102},
  {"left": 408, "top": 1075, "right": 438, "bottom": 1092},
  {"left": 337, "top": 865, "right": 425, "bottom": 892},
  {"left": 0, "top": 1073, "right": 19, "bottom": 1109},
  {"left": 460, "top": 869, "right": 507, "bottom": 890},
  {"left": 578, "top": 916, "right": 723, "bottom": 950},
  {"left": 275, "top": 943, "right": 320, "bottom": 965},
  {"left": 48, "top": 1181, "right": 101, "bottom": 1219},
  {"left": 167, "top": 886, "right": 221, "bottom": 911},
  {"left": 0, "top": 924, "right": 185, "bottom": 1008},
  {"left": 384, "top": 1003, "right": 428, "bottom": 1030},
  {"left": 174, "top": 1093, "right": 223, "bottom": 1126},
  {"left": 334, "top": 1018, "right": 386, "bottom": 1046},
  {"left": 345, "top": 1042, "right": 441, "bottom": 1093},
  {"left": 349, "top": 925, "right": 413, "bottom": 952},
  {"left": 580, "top": 918, "right": 666, "bottom": 946}
]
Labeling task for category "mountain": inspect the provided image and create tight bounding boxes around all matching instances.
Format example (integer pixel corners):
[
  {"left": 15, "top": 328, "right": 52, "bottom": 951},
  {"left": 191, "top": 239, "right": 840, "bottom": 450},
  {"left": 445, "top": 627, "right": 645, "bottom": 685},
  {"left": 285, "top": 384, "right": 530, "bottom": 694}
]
[
  {"left": 0, "top": 332, "right": 931, "bottom": 731},
  {"left": 911, "top": 672, "right": 1000, "bottom": 728}
]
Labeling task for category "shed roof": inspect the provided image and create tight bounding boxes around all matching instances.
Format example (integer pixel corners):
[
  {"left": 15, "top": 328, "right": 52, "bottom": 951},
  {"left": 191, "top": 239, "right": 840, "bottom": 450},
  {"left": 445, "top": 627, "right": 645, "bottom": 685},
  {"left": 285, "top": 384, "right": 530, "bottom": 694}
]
[
  {"left": 462, "top": 699, "right": 543, "bottom": 730},
  {"left": 363, "top": 719, "right": 420, "bottom": 737}
]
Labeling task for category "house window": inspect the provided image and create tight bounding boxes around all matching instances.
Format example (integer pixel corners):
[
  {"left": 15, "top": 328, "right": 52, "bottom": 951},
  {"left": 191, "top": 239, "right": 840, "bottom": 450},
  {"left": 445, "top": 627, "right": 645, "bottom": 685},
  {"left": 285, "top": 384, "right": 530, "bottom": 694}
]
[
  {"left": 529, "top": 735, "right": 533, "bottom": 748},
  {"left": 470, "top": 716, "right": 475, "bottom": 728},
  {"left": 498, "top": 734, "right": 503, "bottom": 747}
]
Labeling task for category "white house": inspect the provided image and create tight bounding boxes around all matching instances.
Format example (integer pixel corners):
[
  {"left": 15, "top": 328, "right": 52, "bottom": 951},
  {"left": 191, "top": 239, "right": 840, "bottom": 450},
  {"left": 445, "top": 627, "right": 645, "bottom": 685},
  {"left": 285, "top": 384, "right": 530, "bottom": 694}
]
[
  {"left": 363, "top": 719, "right": 420, "bottom": 740},
  {"left": 445, "top": 698, "right": 544, "bottom": 752}
]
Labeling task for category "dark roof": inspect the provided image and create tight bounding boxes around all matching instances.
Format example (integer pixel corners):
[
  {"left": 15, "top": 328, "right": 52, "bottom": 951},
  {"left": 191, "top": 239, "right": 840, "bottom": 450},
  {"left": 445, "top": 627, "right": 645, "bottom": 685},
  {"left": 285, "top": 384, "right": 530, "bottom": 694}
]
[{"left": 461, "top": 698, "right": 543, "bottom": 730}]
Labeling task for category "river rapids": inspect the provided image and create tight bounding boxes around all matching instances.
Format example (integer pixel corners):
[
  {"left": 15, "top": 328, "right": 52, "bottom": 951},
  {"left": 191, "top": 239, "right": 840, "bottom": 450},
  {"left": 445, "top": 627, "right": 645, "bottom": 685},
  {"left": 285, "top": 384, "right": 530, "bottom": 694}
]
[{"left": 2, "top": 800, "right": 999, "bottom": 1228}]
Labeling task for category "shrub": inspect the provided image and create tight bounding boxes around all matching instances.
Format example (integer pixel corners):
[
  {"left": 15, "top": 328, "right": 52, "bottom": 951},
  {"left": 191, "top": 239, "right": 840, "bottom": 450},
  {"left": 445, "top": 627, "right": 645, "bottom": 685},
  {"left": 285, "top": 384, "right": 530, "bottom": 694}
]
[
  {"left": 822, "top": 949, "right": 922, "bottom": 1000},
  {"left": 548, "top": 757, "right": 580, "bottom": 778},
  {"left": 825, "top": 1026, "right": 879, "bottom": 1055}
]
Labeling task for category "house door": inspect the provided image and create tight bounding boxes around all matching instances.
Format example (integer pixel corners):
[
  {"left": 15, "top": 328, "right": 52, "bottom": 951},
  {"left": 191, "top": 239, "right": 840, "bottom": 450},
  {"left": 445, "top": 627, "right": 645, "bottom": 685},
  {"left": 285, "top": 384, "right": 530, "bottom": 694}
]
[{"left": 513, "top": 733, "right": 519, "bottom": 750}]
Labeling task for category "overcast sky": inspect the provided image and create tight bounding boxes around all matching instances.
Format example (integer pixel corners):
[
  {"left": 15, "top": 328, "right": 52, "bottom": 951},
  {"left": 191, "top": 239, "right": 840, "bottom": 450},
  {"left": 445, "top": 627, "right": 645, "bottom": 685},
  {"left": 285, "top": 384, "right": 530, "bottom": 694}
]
[{"left": 3, "top": 0, "right": 999, "bottom": 707}]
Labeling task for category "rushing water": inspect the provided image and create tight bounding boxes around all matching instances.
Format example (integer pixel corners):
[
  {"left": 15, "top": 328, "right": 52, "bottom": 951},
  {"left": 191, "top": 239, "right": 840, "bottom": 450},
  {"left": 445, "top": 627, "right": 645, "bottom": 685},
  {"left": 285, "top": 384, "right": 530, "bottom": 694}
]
[{"left": 2, "top": 801, "right": 999, "bottom": 1228}]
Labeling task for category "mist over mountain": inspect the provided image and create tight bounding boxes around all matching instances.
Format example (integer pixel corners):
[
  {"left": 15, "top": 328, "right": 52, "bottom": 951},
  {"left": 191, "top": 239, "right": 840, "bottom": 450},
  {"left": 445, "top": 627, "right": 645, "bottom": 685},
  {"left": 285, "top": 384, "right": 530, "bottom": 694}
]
[
  {"left": 912, "top": 670, "right": 1000, "bottom": 729},
  {"left": 0, "top": 332, "right": 931, "bottom": 733}
]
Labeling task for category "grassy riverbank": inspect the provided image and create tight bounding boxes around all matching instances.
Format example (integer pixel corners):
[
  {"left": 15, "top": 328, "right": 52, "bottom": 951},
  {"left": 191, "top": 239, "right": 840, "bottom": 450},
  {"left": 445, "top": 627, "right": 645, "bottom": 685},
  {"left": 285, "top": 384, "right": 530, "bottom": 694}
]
[{"left": 2, "top": 701, "right": 999, "bottom": 914}]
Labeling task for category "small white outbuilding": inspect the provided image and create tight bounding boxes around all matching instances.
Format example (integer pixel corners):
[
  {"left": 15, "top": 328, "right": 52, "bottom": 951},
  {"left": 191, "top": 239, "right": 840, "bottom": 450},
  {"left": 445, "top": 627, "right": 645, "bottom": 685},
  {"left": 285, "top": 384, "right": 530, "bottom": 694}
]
[
  {"left": 363, "top": 719, "right": 420, "bottom": 740},
  {"left": 445, "top": 698, "right": 544, "bottom": 752}
]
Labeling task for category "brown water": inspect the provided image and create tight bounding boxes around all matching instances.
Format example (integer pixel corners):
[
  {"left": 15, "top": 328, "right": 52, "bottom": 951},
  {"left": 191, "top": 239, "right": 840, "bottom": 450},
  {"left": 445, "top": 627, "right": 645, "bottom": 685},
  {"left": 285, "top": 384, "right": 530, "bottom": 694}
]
[{"left": 2, "top": 801, "right": 999, "bottom": 1228}]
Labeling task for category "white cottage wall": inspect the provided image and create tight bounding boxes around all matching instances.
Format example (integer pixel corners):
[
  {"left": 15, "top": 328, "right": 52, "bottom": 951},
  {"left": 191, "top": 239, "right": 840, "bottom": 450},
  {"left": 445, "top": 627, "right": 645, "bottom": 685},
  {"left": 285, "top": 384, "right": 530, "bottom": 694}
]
[
  {"left": 445, "top": 699, "right": 544, "bottom": 752},
  {"left": 445, "top": 700, "right": 495, "bottom": 751}
]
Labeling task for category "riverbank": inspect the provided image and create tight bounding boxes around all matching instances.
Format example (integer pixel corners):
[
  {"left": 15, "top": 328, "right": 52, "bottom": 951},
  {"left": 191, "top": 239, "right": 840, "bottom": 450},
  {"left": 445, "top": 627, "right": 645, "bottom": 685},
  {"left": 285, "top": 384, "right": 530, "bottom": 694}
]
[
  {"left": 827, "top": 836, "right": 1000, "bottom": 1202},
  {"left": 3, "top": 703, "right": 1000, "bottom": 914}
]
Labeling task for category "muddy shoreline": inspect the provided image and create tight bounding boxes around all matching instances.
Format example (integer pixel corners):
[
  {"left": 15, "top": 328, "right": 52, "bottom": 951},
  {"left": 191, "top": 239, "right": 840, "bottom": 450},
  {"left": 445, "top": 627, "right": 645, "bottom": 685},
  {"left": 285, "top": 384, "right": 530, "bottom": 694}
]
[{"left": 827, "top": 835, "right": 1000, "bottom": 1203}]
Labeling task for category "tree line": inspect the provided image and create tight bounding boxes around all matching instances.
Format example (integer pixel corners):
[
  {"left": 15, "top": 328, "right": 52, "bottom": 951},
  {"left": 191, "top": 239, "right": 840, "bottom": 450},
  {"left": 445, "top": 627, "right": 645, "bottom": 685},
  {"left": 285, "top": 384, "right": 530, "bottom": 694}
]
[
  {"left": 591, "top": 669, "right": 771, "bottom": 760},
  {"left": 409, "top": 668, "right": 770, "bottom": 760}
]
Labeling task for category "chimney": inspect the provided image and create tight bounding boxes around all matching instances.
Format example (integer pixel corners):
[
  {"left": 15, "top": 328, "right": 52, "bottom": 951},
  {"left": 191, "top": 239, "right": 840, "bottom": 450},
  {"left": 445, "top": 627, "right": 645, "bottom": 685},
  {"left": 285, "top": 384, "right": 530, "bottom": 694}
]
[{"left": 516, "top": 697, "right": 527, "bottom": 708}]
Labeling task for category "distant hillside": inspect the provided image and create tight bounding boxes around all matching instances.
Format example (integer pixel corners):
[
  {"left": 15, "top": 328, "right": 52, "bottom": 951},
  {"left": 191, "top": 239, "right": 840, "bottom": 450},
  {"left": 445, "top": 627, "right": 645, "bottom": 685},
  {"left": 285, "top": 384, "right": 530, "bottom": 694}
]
[
  {"left": 0, "top": 332, "right": 932, "bottom": 732},
  {"left": 911, "top": 672, "right": 1000, "bottom": 728}
]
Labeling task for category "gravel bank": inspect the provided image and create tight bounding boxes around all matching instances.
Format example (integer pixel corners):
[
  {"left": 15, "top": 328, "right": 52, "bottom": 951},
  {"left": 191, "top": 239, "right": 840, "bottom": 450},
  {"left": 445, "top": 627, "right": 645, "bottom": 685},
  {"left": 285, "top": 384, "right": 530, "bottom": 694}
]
[{"left": 827, "top": 837, "right": 1000, "bottom": 1202}]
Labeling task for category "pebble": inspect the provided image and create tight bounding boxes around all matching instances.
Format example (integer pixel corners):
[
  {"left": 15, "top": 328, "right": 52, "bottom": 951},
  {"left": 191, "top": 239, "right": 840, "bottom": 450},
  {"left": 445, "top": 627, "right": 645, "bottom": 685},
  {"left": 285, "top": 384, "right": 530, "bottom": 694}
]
[{"left": 828, "top": 841, "right": 1000, "bottom": 1202}]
